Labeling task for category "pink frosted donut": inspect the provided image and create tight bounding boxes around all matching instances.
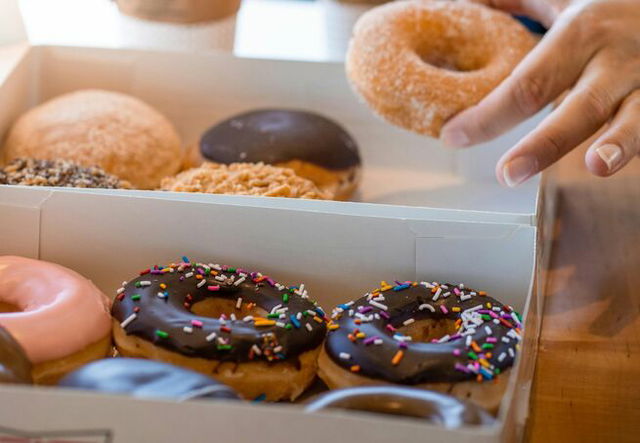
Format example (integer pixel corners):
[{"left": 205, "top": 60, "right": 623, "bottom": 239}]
[
  {"left": 0, "top": 256, "right": 112, "bottom": 384},
  {"left": 346, "top": 0, "right": 537, "bottom": 137}
]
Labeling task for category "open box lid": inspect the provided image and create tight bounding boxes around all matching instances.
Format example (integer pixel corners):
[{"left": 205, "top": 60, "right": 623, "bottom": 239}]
[
  {"left": 0, "top": 0, "right": 28, "bottom": 84},
  {"left": 0, "top": 0, "right": 26, "bottom": 47}
]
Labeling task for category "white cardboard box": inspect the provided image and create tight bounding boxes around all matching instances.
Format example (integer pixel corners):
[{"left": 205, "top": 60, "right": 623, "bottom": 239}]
[
  {"left": 0, "top": 185, "right": 547, "bottom": 443},
  {"left": 0, "top": 23, "right": 551, "bottom": 443}
]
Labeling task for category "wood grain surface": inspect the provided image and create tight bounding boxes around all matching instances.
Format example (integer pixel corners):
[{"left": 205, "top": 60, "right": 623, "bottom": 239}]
[{"left": 527, "top": 147, "right": 640, "bottom": 442}]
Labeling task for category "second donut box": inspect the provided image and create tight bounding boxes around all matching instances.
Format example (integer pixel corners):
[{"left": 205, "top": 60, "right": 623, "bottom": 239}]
[{"left": 0, "top": 44, "right": 552, "bottom": 442}]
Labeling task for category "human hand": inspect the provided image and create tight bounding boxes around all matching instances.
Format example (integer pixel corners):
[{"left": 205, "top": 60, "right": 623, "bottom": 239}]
[{"left": 441, "top": 0, "right": 640, "bottom": 186}]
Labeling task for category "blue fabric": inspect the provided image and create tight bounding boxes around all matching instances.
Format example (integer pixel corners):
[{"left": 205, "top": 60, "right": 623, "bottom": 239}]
[{"left": 515, "top": 15, "right": 547, "bottom": 34}]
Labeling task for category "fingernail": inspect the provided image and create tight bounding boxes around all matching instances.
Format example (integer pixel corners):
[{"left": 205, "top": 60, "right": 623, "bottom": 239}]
[
  {"left": 441, "top": 127, "right": 470, "bottom": 148},
  {"left": 503, "top": 156, "right": 537, "bottom": 188},
  {"left": 596, "top": 144, "right": 622, "bottom": 172}
]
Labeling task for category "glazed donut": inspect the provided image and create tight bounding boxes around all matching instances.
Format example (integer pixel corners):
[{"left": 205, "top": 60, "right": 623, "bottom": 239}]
[
  {"left": 346, "top": 0, "right": 536, "bottom": 136},
  {"left": 319, "top": 280, "right": 522, "bottom": 412},
  {"left": 59, "top": 358, "right": 240, "bottom": 402},
  {"left": 305, "top": 386, "right": 495, "bottom": 427},
  {"left": 0, "top": 256, "right": 112, "bottom": 384},
  {"left": 186, "top": 109, "right": 362, "bottom": 201},
  {"left": 0, "top": 326, "right": 32, "bottom": 384},
  {"left": 111, "top": 259, "right": 328, "bottom": 401}
]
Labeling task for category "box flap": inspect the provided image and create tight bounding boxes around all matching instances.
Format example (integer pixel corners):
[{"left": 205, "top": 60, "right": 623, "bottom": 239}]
[
  {"left": 0, "top": 0, "right": 26, "bottom": 46},
  {"left": 415, "top": 224, "right": 536, "bottom": 310},
  {"left": 0, "top": 187, "right": 49, "bottom": 258},
  {"left": 0, "top": 385, "right": 500, "bottom": 443}
]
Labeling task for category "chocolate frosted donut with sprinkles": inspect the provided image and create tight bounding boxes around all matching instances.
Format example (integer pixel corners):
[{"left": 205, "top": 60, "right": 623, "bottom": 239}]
[
  {"left": 318, "top": 280, "right": 522, "bottom": 412},
  {"left": 111, "top": 258, "right": 328, "bottom": 401}
]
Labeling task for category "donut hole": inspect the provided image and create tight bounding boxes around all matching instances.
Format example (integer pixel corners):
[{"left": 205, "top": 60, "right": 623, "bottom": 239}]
[
  {"left": 397, "top": 319, "right": 459, "bottom": 343},
  {"left": 0, "top": 301, "right": 20, "bottom": 313},
  {"left": 189, "top": 298, "right": 268, "bottom": 319},
  {"left": 415, "top": 39, "right": 490, "bottom": 72}
]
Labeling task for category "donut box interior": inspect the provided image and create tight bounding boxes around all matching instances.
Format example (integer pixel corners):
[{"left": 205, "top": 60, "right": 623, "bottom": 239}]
[{"left": 0, "top": 42, "right": 553, "bottom": 442}]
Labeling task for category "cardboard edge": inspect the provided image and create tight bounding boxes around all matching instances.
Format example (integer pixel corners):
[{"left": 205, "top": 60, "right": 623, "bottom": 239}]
[
  {"left": 499, "top": 172, "right": 557, "bottom": 442},
  {"left": 0, "top": 187, "right": 51, "bottom": 258},
  {"left": 0, "top": 383, "right": 502, "bottom": 441},
  {"left": 0, "top": 0, "right": 27, "bottom": 47},
  {"left": 0, "top": 184, "right": 539, "bottom": 227}
]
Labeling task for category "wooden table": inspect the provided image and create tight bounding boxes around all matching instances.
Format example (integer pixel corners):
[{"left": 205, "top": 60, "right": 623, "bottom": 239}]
[{"left": 528, "top": 147, "right": 640, "bottom": 442}]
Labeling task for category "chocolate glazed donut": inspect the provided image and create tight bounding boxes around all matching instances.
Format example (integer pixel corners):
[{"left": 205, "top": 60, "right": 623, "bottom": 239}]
[
  {"left": 319, "top": 281, "right": 522, "bottom": 412},
  {"left": 190, "top": 109, "right": 362, "bottom": 200},
  {"left": 111, "top": 259, "right": 328, "bottom": 401},
  {"left": 0, "top": 326, "right": 32, "bottom": 384},
  {"left": 305, "top": 386, "right": 495, "bottom": 428}
]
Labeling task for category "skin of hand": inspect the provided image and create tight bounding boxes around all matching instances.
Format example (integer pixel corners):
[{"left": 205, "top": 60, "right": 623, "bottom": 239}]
[{"left": 440, "top": 0, "right": 640, "bottom": 186}]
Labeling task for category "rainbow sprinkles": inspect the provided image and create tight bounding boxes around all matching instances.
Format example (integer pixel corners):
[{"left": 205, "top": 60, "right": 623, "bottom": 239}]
[{"left": 324, "top": 280, "right": 522, "bottom": 384}]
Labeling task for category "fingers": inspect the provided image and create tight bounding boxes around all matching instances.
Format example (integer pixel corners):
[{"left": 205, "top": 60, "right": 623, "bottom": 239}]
[
  {"left": 462, "top": 0, "right": 527, "bottom": 15},
  {"left": 585, "top": 90, "right": 640, "bottom": 176},
  {"left": 494, "top": 52, "right": 639, "bottom": 186},
  {"left": 462, "top": 0, "right": 561, "bottom": 26},
  {"left": 441, "top": 17, "right": 599, "bottom": 148}
]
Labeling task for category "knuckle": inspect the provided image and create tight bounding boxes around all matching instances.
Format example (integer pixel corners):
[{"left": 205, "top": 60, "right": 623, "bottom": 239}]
[
  {"left": 606, "top": 90, "right": 640, "bottom": 156},
  {"left": 536, "top": 129, "right": 567, "bottom": 166},
  {"left": 581, "top": 85, "right": 614, "bottom": 125},
  {"left": 564, "top": 2, "right": 612, "bottom": 47},
  {"left": 627, "top": 89, "right": 640, "bottom": 109},
  {"left": 512, "top": 75, "right": 548, "bottom": 116},
  {"left": 472, "top": 115, "right": 500, "bottom": 140}
]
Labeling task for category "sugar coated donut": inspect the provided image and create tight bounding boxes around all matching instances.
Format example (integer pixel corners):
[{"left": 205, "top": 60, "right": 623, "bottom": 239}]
[
  {"left": 0, "top": 326, "right": 32, "bottom": 384},
  {"left": 305, "top": 386, "right": 495, "bottom": 427},
  {"left": 319, "top": 280, "right": 522, "bottom": 412},
  {"left": 187, "top": 109, "right": 362, "bottom": 200},
  {"left": 111, "top": 258, "right": 328, "bottom": 401},
  {"left": 0, "top": 256, "right": 112, "bottom": 384},
  {"left": 59, "top": 358, "right": 240, "bottom": 402},
  {"left": 346, "top": 0, "right": 536, "bottom": 136},
  {"left": 2, "top": 90, "right": 183, "bottom": 189}
]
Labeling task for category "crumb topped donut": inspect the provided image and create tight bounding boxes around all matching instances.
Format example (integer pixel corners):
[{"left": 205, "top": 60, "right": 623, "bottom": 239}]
[
  {"left": 346, "top": 0, "right": 536, "bottom": 136},
  {"left": 161, "top": 162, "right": 331, "bottom": 199},
  {"left": 0, "top": 158, "right": 131, "bottom": 189},
  {"left": 319, "top": 280, "right": 523, "bottom": 411},
  {"left": 111, "top": 258, "right": 328, "bottom": 401}
]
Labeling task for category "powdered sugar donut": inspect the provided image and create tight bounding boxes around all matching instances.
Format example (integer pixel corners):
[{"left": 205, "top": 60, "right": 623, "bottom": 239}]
[{"left": 346, "top": 0, "right": 536, "bottom": 136}]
